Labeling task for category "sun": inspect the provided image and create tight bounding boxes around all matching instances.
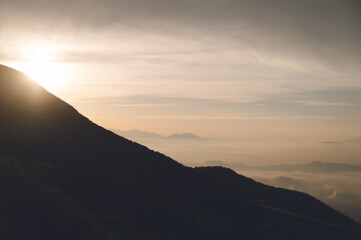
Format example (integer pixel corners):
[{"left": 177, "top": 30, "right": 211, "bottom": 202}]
[
  {"left": 13, "top": 60, "right": 67, "bottom": 92},
  {"left": 8, "top": 44, "right": 69, "bottom": 92}
]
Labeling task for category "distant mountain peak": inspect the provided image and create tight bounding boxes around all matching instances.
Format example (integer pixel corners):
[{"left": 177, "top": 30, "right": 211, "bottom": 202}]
[
  {"left": 167, "top": 132, "right": 202, "bottom": 139},
  {"left": 111, "top": 128, "right": 205, "bottom": 141}
]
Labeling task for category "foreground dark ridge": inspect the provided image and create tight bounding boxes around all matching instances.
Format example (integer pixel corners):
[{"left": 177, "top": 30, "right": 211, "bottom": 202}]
[{"left": 0, "top": 64, "right": 360, "bottom": 240}]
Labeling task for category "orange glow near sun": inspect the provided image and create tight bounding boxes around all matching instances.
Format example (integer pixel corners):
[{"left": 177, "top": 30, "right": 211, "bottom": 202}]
[
  {"left": 14, "top": 61, "right": 67, "bottom": 91},
  {"left": 10, "top": 44, "right": 68, "bottom": 92}
]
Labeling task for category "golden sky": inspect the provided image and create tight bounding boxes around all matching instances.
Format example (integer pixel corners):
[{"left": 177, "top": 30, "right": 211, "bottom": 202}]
[{"left": 1, "top": 0, "right": 361, "bottom": 165}]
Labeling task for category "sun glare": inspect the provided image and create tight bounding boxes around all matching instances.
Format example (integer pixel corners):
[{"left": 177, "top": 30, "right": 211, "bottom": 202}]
[
  {"left": 8, "top": 44, "right": 69, "bottom": 92},
  {"left": 13, "top": 60, "right": 68, "bottom": 92}
]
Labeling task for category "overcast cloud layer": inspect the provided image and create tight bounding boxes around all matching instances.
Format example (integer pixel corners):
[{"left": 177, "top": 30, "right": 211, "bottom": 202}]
[
  {"left": 1, "top": 0, "right": 361, "bottom": 165},
  {"left": 1, "top": 0, "right": 360, "bottom": 74}
]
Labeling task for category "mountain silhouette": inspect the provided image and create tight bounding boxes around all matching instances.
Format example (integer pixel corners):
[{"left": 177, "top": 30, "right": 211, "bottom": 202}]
[
  {"left": 166, "top": 133, "right": 202, "bottom": 140},
  {"left": 0, "top": 64, "right": 360, "bottom": 240},
  {"left": 111, "top": 129, "right": 205, "bottom": 141}
]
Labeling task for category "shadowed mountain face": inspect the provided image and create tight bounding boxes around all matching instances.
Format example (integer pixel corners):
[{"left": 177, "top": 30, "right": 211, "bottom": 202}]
[{"left": 0, "top": 64, "right": 360, "bottom": 240}]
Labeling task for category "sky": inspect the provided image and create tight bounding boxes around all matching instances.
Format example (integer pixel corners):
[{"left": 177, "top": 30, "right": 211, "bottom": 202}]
[{"left": 1, "top": 0, "right": 361, "bottom": 165}]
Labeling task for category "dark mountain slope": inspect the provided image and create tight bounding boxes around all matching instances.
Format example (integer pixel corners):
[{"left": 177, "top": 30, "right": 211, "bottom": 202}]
[
  {"left": 193, "top": 167, "right": 356, "bottom": 226},
  {"left": 0, "top": 65, "right": 247, "bottom": 239},
  {"left": 0, "top": 64, "right": 360, "bottom": 240}
]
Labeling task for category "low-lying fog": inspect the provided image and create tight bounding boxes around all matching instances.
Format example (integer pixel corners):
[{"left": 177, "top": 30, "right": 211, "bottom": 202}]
[
  {"left": 112, "top": 128, "right": 361, "bottom": 223},
  {"left": 239, "top": 170, "right": 361, "bottom": 223}
]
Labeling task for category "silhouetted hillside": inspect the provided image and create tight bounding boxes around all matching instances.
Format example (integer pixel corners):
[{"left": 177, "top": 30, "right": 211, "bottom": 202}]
[{"left": 0, "top": 64, "right": 360, "bottom": 240}]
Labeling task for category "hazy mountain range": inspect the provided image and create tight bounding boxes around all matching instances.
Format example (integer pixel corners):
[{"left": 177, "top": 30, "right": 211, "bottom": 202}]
[
  {"left": 0, "top": 64, "right": 360, "bottom": 240},
  {"left": 111, "top": 129, "right": 205, "bottom": 140},
  {"left": 197, "top": 160, "right": 361, "bottom": 173}
]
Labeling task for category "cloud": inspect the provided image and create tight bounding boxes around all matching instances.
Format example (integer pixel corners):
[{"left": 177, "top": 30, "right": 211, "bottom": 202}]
[
  {"left": 327, "top": 191, "right": 361, "bottom": 201},
  {"left": 239, "top": 170, "right": 361, "bottom": 222},
  {"left": 1, "top": 0, "right": 360, "bottom": 75},
  {"left": 323, "top": 141, "right": 343, "bottom": 145},
  {"left": 1, "top": 0, "right": 361, "bottom": 119},
  {"left": 293, "top": 100, "right": 353, "bottom": 107},
  {"left": 324, "top": 135, "right": 361, "bottom": 145},
  {"left": 346, "top": 136, "right": 361, "bottom": 143},
  {"left": 271, "top": 176, "right": 307, "bottom": 190}
]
